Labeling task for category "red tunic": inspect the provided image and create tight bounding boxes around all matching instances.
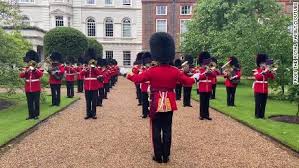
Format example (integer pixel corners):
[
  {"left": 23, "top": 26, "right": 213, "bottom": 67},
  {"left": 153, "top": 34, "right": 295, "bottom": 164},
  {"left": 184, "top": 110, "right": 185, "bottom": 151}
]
[
  {"left": 103, "top": 68, "right": 110, "bottom": 84},
  {"left": 140, "top": 67, "right": 150, "bottom": 93},
  {"left": 76, "top": 66, "right": 85, "bottom": 80},
  {"left": 132, "top": 65, "right": 141, "bottom": 85},
  {"left": 65, "top": 65, "right": 76, "bottom": 82},
  {"left": 182, "top": 67, "right": 195, "bottom": 87},
  {"left": 97, "top": 66, "right": 104, "bottom": 88},
  {"left": 253, "top": 68, "right": 275, "bottom": 94},
  {"left": 195, "top": 67, "right": 216, "bottom": 93},
  {"left": 224, "top": 70, "right": 241, "bottom": 88},
  {"left": 81, "top": 67, "right": 101, "bottom": 91},
  {"left": 127, "top": 65, "right": 195, "bottom": 116},
  {"left": 19, "top": 67, "right": 43, "bottom": 93},
  {"left": 49, "top": 64, "right": 65, "bottom": 84},
  {"left": 211, "top": 69, "right": 221, "bottom": 85}
]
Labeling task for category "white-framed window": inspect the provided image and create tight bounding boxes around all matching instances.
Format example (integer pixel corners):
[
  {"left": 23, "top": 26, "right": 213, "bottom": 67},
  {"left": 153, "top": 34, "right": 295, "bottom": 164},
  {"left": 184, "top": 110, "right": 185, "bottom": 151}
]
[
  {"left": 106, "top": 51, "right": 113, "bottom": 59},
  {"left": 87, "top": 18, "right": 96, "bottom": 37},
  {"left": 105, "top": 18, "right": 113, "bottom": 37},
  {"left": 86, "top": 0, "right": 95, "bottom": 4},
  {"left": 55, "top": 16, "right": 64, "bottom": 27},
  {"left": 105, "top": 0, "right": 113, "bottom": 5},
  {"left": 21, "top": 16, "right": 30, "bottom": 26},
  {"left": 17, "top": 0, "right": 34, "bottom": 3},
  {"left": 123, "top": 0, "right": 131, "bottom": 6},
  {"left": 180, "top": 19, "right": 190, "bottom": 34},
  {"left": 181, "top": 5, "right": 192, "bottom": 15},
  {"left": 156, "top": 6, "right": 167, "bottom": 15},
  {"left": 122, "top": 18, "right": 131, "bottom": 38},
  {"left": 54, "top": 0, "right": 63, "bottom": 2},
  {"left": 123, "top": 51, "right": 131, "bottom": 66},
  {"left": 156, "top": 19, "right": 167, "bottom": 32}
]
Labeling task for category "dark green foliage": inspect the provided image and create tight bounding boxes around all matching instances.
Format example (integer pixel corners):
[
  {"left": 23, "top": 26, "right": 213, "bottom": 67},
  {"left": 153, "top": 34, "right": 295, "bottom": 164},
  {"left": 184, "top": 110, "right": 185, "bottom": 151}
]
[{"left": 87, "top": 38, "right": 103, "bottom": 59}]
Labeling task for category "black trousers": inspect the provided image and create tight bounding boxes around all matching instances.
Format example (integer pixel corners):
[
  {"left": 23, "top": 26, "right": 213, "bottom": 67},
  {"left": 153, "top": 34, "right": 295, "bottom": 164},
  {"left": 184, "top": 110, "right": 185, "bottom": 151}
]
[
  {"left": 104, "top": 83, "right": 109, "bottom": 99},
  {"left": 109, "top": 80, "right": 112, "bottom": 89},
  {"left": 151, "top": 112, "right": 173, "bottom": 159},
  {"left": 135, "top": 84, "right": 142, "bottom": 105},
  {"left": 255, "top": 93, "right": 268, "bottom": 118},
  {"left": 226, "top": 87, "right": 236, "bottom": 106},
  {"left": 50, "top": 84, "right": 61, "bottom": 106},
  {"left": 211, "top": 84, "right": 217, "bottom": 99},
  {"left": 66, "top": 81, "right": 74, "bottom": 98},
  {"left": 199, "top": 92, "right": 211, "bottom": 118},
  {"left": 175, "top": 84, "right": 182, "bottom": 100},
  {"left": 183, "top": 87, "right": 192, "bottom": 106},
  {"left": 85, "top": 90, "right": 97, "bottom": 117},
  {"left": 141, "top": 92, "right": 149, "bottom": 117},
  {"left": 77, "top": 80, "right": 84, "bottom": 93},
  {"left": 26, "top": 92, "right": 40, "bottom": 118},
  {"left": 97, "top": 88, "right": 104, "bottom": 106}
]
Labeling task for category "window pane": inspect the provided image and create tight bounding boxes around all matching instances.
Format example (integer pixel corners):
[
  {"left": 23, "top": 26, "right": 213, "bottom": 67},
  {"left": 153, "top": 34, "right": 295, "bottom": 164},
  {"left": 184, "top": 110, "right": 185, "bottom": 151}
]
[
  {"left": 123, "top": 51, "right": 131, "bottom": 66},
  {"left": 106, "top": 51, "right": 113, "bottom": 59},
  {"left": 156, "top": 6, "right": 167, "bottom": 15},
  {"left": 105, "top": 18, "right": 113, "bottom": 37},
  {"left": 21, "top": 16, "right": 30, "bottom": 26},
  {"left": 180, "top": 20, "right": 189, "bottom": 34},
  {"left": 122, "top": 19, "right": 131, "bottom": 37},
  {"left": 87, "top": 19, "right": 96, "bottom": 36},
  {"left": 105, "top": 0, "right": 112, "bottom": 5},
  {"left": 18, "top": 0, "right": 34, "bottom": 3},
  {"left": 55, "top": 16, "right": 64, "bottom": 27},
  {"left": 181, "top": 6, "right": 191, "bottom": 15},
  {"left": 123, "top": 0, "right": 130, "bottom": 5},
  {"left": 86, "top": 0, "right": 95, "bottom": 4},
  {"left": 156, "top": 20, "right": 167, "bottom": 32}
]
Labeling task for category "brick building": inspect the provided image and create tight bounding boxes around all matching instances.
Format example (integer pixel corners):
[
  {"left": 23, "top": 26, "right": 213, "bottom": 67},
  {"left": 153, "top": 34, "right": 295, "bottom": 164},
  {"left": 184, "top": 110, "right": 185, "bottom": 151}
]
[
  {"left": 277, "top": 0, "right": 293, "bottom": 14},
  {"left": 142, "top": 0, "right": 196, "bottom": 57}
]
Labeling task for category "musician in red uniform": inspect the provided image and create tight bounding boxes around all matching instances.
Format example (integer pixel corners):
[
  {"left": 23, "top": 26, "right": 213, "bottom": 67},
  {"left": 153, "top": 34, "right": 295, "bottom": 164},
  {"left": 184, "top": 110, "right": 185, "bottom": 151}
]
[
  {"left": 19, "top": 50, "right": 43, "bottom": 120},
  {"left": 102, "top": 59, "right": 109, "bottom": 99},
  {"left": 132, "top": 52, "right": 144, "bottom": 106},
  {"left": 193, "top": 52, "right": 215, "bottom": 120},
  {"left": 48, "top": 52, "right": 65, "bottom": 106},
  {"left": 127, "top": 32, "right": 195, "bottom": 163},
  {"left": 96, "top": 58, "right": 105, "bottom": 106},
  {"left": 65, "top": 61, "right": 76, "bottom": 98},
  {"left": 182, "top": 55, "right": 195, "bottom": 107},
  {"left": 174, "top": 59, "right": 183, "bottom": 100},
  {"left": 81, "top": 48, "right": 102, "bottom": 119},
  {"left": 223, "top": 56, "right": 241, "bottom": 106},
  {"left": 76, "top": 57, "right": 84, "bottom": 93},
  {"left": 253, "top": 54, "right": 275, "bottom": 119},
  {"left": 210, "top": 57, "right": 221, "bottom": 99},
  {"left": 140, "top": 52, "right": 152, "bottom": 118}
]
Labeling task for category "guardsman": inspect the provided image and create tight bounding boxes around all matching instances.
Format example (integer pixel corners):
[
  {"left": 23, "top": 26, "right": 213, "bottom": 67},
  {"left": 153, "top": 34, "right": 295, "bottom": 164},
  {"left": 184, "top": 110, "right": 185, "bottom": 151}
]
[
  {"left": 210, "top": 57, "right": 221, "bottom": 99},
  {"left": 253, "top": 54, "right": 275, "bottom": 119},
  {"left": 102, "top": 59, "right": 109, "bottom": 99},
  {"left": 81, "top": 48, "right": 102, "bottom": 119},
  {"left": 132, "top": 52, "right": 144, "bottom": 106},
  {"left": 76, "top": 57, "right": 84, "bottom": 93},
  {"left": 193, "top": 52, "right": 215, "bottom": 120},
  {"left": 19, "top": 50, "right": 43, "bottom": 120},
  {"left": 182, "top": 54, "right": 195, "bottom": 107},
  {"left": 222, "top": 56, "right": 241, "bottom": 106},
  {"left": 174, "top": 59, "right": 182, "bottom": 100},
  {"left": 48, "top": 52, "right": 65, "bottom": 106},
  {"left": 96, "top": 58, "right": 105, "bottom": 106},
  {"left": 65, "top": 61, "right": 76, "bottom": 98},
  {"left": 127, "top": 32, "right": 195, "bottom": 163},
  {"left": 140, "top": 52, "right": 152, "bottom": 118}
]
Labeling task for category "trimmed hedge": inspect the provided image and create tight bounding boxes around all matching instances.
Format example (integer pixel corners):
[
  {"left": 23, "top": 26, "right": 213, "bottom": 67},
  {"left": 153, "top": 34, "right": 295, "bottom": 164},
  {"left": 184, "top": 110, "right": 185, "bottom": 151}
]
[{"left": 87, "top": 38, "right": 103, "bottom": 59}]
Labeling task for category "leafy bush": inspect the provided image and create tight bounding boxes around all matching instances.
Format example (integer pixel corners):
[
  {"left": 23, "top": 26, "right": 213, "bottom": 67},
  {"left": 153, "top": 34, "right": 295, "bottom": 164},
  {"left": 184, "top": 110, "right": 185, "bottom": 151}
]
[
  {"left": 44, "top": 27, "right": 88, "bottom": 62},
  {"left": 87, "top": 38, "right": 103, "bottom": 58}
]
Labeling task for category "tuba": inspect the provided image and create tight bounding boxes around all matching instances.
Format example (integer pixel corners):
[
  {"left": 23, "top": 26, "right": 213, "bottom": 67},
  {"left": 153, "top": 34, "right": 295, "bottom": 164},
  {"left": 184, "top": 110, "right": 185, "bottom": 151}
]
[{"left": 46, "top": 57, "right": 63, "bottom": 80}]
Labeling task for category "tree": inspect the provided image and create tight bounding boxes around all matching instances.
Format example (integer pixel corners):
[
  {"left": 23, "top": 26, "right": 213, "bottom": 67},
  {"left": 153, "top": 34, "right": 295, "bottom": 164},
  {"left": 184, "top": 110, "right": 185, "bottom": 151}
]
[
  {"left": 87, "top": 38, "right": 103, "bottom": 59},
  {"left": 288, "top": 85, "right": 299, "bottom": 117},
  {"left": 0, "top": 1, "right": 21, "bottom": 26},
  {"left": 44, "top": 27, "right": 88, "bottom": 62},
  {"left": 182, "top": 0, "right": 292, "bottom": 93}
]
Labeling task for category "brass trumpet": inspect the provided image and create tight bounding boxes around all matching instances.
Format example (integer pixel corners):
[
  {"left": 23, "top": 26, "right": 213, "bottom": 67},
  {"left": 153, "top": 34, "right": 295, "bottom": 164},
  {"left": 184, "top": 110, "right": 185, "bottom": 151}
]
[{"left": 182, "top": 61, "right": 190, "bottom": 73}]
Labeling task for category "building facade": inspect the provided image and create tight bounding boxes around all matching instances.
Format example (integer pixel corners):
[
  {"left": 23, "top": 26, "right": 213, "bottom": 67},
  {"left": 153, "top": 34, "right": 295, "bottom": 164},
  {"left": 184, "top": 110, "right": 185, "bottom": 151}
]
[{"left": 15, "top": 0, "right": 142, "bottom": 70}]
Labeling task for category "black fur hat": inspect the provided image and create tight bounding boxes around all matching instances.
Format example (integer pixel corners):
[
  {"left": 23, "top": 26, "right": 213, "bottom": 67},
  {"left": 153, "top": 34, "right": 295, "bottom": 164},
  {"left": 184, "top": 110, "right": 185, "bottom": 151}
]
[
  {"left": 150, "top": 32, "right": 175, "bottom": 64},
  {"left": 256, "top": 53, "right": 268, "bottom": 67},
  {"left": 24, "top": 50, "right": 40, "bottom": 63},
  {"left": 77, "top": 57, "right": 84, "bottom": 65},
  {"left": 211, "top": 57, "right": 217, "bottom": 64},
  {"left": 135, "top": 52, "right": 144, "bottom": 65},
  {"left": 142, "top": 52, "right": 152, "bottom": 65},
  {"left": 84, "top": 48, "right": 97, "bottom": 63},
  {"left": 229, "top": 56, "right": 239, "bottom": 67},
  {"left": 50, "top": 51, "right": 63, "bottom": 63},
  {"left": 183, "top": 54, "right": 194, "bottom": 65},
  {"left": 174, "top": 59, "right": 182, "bottom": 68},
  {"left": 198, "top": 51, "right": 211, "bottom": 65}
]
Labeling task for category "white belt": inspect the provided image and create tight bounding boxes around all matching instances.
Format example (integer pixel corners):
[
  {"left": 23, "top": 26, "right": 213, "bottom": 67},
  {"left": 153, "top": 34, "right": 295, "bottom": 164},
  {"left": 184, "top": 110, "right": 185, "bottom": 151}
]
[
  {"left": 26, "top": 79, "right": 40, "bottom": 82},
  {"left": 255, "top": 81, "right": 268, "bottom": 84},
  {"left": 198, "top": 80, "right": 211, "bottom": 83},
  {"left": 66, "top": 73, "right": 75, "bottom": 75},
  {"left": 85, "top": 78, "right": 97, "bottom": 80}
]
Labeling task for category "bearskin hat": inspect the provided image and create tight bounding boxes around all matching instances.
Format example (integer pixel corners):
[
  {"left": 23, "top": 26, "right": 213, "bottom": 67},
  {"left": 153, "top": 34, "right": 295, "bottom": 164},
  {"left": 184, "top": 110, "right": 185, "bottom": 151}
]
[
  {"left": 174, "top": 59, "right": 182, "bottom": 68},
  {"left": 211, "top": 56, "right": 217, "bottom": 64},
  {"left": 229, "top": 56, "right": 239, "bottom": 67},
  {"left": 84, "top": 48, "right": 97, "bottom": 63},
  {"left": 50, "top": 51, "right": 63, "bottom": 63},
  {"left": 24, "top": 50, "right": 40, "bottom": 63},
  {"left": 134, "top": 52, "right": 144, "bottom": 65},
  {"left": 183, "top": 54, "right": 194, "bottom": 65},
  {"left": 150, "top": 32, "right": 175, "bottom": 64},
  {"left": 77, "top": 57, "right": 84, "bottom": 65},
  {"left": 198, "top": 51, "right": 211, "bottom": 65},
  {"left": 142, "top": 52, "right": 152, "bottom": 65},
  {"left": 256, "top": 53, "right": 268, "bottom": 67}
]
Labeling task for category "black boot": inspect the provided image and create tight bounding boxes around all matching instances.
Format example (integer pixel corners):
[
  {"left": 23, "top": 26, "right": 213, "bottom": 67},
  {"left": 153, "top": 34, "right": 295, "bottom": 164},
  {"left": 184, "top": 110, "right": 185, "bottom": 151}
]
[{"left": 152, "top": 156, "right": 162, "bottom": 163}]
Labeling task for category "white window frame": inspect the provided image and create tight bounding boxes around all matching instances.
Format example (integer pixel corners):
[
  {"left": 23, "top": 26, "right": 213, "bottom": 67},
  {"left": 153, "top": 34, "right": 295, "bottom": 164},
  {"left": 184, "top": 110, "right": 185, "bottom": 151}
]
[
  {"left": 55, "top": 16, "right": 64, "bottom": 27},
  {"left": 87, "top": 18, "right": 96, "bottom": 37},
  {"left": 156, "top": 6, "right": 167, "bottom": 15},
  {"left": 180, "top": 19, "right": 190, "bottom": 34},
  {"left": 104, "top": 18, "right": 114, "bottom": 37},
  {"left": 156, "top": 19, "right": 167, "bottom": 32},
  {"left": 86, "top": 0, "right": 96, "bottom": 5},
  {"left": 106, "top": 51, "right": 113, "bottom": 59},
  {"left": 123, "top": 0, "right": 131, "bottom": 6},
  {"left": 21, "top": 15, "right": 31, "bottom": 26},
  {"left": 105, "top": 0, "right": 113, "bottom": 6},
  {"left": 123, "top": 51, "right": 131, "bottom": 67},
  {"left": 17, "top": 0, "right": 34, "bottom": 3},
  {"left": 122, "top": 18, "right": 131, "bottom": 38},
  {"left": 180, "top": 5, "right": 192, "bottom": 15}
]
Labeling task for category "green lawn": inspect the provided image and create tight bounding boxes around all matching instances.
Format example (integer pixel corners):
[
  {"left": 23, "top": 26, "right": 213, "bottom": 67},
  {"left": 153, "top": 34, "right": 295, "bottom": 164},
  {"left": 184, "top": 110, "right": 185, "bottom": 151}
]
[
  {"left": 0, "top": 92, "right": 79, "bottom": 146},
  {"left": 191, "top": 78, "right": 299, "bottom": 152}
]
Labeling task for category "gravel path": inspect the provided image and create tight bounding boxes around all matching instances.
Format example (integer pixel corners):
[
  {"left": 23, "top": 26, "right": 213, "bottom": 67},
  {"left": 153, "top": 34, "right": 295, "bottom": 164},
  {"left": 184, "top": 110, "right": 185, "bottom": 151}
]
[{"left": 0, "top": 77, "right": 298, "bottom": 168}]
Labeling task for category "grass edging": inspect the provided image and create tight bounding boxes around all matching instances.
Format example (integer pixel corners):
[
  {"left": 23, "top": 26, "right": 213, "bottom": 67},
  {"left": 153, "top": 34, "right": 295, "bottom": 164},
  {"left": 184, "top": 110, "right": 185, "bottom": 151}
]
[
  {"left": 208, "top": 104, "right": 299, "bottom": 156},
  {"left": 0, "top": 97, "right": 79, "bottom": 151}
]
